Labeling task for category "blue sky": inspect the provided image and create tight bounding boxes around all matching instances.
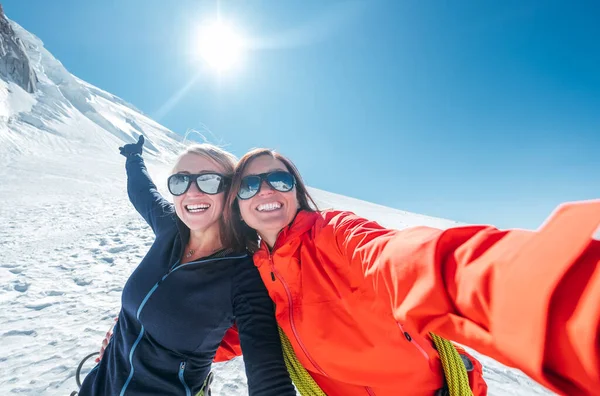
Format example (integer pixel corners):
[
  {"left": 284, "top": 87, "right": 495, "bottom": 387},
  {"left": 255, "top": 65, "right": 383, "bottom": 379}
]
[{"left": 5, "top": 0, "right": 599, "bottom": 229}]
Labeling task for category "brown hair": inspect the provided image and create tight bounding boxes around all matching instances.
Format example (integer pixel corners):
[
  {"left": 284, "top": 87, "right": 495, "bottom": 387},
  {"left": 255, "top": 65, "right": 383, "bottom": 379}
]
[
  {"left": 224, "top": 148, "right": 319, "bottom": 252},
  {"left": 172, "top": 144, "right": 245, "bottom": 252}
]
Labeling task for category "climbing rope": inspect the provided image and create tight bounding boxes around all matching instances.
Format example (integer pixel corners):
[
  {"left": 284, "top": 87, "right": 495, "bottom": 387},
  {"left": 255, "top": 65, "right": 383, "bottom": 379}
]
[
  {"left": 195, "top": 371, "right": 214, "bottom": 396},
  {"left": 429, "top": 332, "right": 473, "bottom": 396},
  {"left": 278, "top": 326, "right": 327, "bottom": 396},
  {"left": 278, "top": 326, "right": 473, "bottom": 396}
]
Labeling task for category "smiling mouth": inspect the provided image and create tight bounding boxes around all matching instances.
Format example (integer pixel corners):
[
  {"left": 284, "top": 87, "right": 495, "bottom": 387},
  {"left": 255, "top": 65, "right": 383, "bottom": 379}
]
[
  {"left": 186, "top": 204, "right": 210, "bottom": 213},
  {"left": 256, "top": 202, "right": 282, "bottom": 212}
]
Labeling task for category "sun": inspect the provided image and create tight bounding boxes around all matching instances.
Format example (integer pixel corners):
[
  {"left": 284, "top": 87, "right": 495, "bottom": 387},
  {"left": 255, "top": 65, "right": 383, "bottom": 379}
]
[{"left": 194, "top": 20, "right": 244, "bottom": 72}]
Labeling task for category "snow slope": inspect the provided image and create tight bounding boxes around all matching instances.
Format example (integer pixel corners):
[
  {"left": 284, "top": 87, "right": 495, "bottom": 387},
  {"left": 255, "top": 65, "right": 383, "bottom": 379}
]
[{"left": 0, "top": 15, "right": 556, "bottom": 396}]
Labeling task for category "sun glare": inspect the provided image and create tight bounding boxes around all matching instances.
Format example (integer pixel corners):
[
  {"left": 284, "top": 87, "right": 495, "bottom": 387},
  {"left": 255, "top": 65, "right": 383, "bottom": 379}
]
[{"left": 195, "top": 20, "right": 244, "bottom": 72}]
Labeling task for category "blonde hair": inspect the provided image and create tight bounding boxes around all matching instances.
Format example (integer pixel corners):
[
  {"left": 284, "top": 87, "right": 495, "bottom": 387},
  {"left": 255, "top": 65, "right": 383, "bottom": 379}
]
[
  {"left": 172, "top": 144, "right": 238, "bottom": 176},
  {"left": 172, "top": 144, "right": 245, "bottom": 252}
]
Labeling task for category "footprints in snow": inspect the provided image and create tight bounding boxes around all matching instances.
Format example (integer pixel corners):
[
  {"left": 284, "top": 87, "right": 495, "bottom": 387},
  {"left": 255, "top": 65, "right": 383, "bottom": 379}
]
[
  {"left": 13, "top": 281, "right": 29, "bottom": 293},
  {"left": 73, "top": 277, "right": 92, "bottom": 287},
  {"left": 3, "top": 329, "right": 38, "bottom": 337},
  {"left": 89, "top": 222, "right": 152, "bottom": 264},
  {"left": 24, "top": 301, "right": 55, "bottom": 311},
  {"left": 1, "top": 219, "right": 152, "bottom": 299},
  {"left": 64, "top": 219, "right": 152, "bottom": 287}
]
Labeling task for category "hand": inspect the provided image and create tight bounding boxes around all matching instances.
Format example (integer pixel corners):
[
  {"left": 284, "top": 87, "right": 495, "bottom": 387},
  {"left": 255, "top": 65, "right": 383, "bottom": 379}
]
[
  {"left": 119, "top": 135, "right": 145, "bottom": 157},
  {"left": 95, "top": 317, "right": 118, "bottom": 363}
]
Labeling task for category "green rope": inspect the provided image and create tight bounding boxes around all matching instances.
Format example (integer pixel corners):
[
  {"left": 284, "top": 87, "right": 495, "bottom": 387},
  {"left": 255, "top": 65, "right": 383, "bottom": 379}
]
[{"left": 279, "top": 326, "right": 473, "bottom": 396}]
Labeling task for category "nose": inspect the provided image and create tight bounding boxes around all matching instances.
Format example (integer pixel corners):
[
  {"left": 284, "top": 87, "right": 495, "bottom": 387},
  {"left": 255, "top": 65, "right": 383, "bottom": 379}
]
[
  {"left": 186, "top": 181, "right": 205, "bottom": 196},
  {"left": 257, "top": 180, "right": 275, "bottom": 196}
]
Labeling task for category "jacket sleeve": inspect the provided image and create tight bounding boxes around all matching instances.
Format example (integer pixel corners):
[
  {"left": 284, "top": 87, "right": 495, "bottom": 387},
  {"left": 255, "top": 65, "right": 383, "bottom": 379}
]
[
  {"left": 232, "top": 257, "right": 296, "bottom": 396},
  {"left": 125, "top": 154, "right": 174, "bottom": 235},
  {"left": 326, "top": 200, "right": 600, "bottom": 396}
]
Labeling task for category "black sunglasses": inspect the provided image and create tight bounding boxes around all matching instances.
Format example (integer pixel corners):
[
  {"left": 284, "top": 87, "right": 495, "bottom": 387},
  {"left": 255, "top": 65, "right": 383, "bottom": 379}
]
[
  {"left": 237, "top": 171, "right": 296, "bottom": 200},
  {"left": 167, "top": 173, "right": 227, "bottom": 196}
]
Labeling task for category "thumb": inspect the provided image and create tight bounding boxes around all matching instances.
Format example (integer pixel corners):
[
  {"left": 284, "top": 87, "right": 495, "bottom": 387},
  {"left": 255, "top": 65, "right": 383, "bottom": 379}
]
[{"left": 137, "top": 135, "right": 145, "bottom": 147}]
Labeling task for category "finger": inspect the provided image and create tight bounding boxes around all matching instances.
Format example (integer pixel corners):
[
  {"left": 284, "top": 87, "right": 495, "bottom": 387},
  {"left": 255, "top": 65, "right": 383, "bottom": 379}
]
[{"left": 137, "top": 135, "right": 145, "bottom": 146}]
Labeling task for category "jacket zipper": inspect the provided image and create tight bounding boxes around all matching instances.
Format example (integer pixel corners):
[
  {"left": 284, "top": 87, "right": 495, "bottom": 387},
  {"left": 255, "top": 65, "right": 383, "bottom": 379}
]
[
  {"left": 397, "top": 322, "right": 431, "bottom": 362},
  {"left": 270, "top": 251, "right": 376, "bottom": 395},
  {"left": 269, "top": 254, "right": 330, "bottom": 377},
  {"left": 178, "top": 361, "right": 191, "bottom": 396},
  {"left": 119, "top": 254, "right": 247, "bottom": 395}
]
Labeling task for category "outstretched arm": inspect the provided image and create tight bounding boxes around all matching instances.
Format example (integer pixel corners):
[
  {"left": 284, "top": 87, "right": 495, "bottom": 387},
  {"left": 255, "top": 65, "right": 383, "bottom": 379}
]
[
  {"left": 326, "top": 200, "right": 600, "bottom": 395},
  {"left": 121, "top": 136, "right": 175, "bottom": 235}
]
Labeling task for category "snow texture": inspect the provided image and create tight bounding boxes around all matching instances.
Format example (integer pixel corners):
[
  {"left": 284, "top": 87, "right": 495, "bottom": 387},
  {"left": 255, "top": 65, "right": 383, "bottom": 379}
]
[{"left": 0, "top": 14, "right": 557, "bottom": 396}]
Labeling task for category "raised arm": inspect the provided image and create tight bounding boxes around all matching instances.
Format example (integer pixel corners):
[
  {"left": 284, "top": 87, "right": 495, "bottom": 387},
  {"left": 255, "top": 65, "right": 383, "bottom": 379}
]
[
  {"left": 120, "top": 136, "right": 174, "bottom": 235},
  {"left": 232, "top": 257, "right": 296, "bottom": 396},
  {"left": 325, "top": 200, "right": 600, "bottom": 396}
]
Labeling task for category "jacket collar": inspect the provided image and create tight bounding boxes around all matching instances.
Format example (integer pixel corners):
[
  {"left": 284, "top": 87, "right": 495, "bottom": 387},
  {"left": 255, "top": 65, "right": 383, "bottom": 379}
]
[{"left": 257, "top": 210, "right": 320, "bottom": 256}]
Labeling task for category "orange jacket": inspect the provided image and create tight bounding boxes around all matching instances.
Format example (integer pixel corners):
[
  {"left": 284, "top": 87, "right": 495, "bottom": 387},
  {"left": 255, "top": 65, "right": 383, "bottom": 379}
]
[
  {"left": 213, "top": 324, "right": 242, "bottom": 362},
  {"left": 252, "top": 200, "right": 600, "bottom": 396}
]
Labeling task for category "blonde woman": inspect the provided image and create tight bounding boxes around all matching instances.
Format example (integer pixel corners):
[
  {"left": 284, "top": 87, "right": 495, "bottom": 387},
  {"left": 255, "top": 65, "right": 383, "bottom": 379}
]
[{"left": 79, "top": 137, "right": 294, "bottom": 396}]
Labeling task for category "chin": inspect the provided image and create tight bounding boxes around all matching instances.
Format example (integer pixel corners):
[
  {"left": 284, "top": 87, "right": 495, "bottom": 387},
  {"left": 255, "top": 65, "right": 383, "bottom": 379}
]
[
  {"left": 253, "top": 217, "right": 288, "bottom": 232},
  {"left": 180, "top": 216, "right": 206, "bottom": 230}
]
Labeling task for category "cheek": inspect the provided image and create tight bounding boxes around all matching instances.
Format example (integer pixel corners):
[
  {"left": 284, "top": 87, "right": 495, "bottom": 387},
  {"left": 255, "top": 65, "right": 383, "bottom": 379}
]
[
  {"left": 173, "top": 196, "right": 185, "bottom": 214},
  {"left": 287, "top": 191, "right": 300, "bottom": 209},
  {"left": 213, "top": 195, "right": 225, "bottom": 212},
  {"left": 237, "top": 200, "right": 253, "bottom": 221}
]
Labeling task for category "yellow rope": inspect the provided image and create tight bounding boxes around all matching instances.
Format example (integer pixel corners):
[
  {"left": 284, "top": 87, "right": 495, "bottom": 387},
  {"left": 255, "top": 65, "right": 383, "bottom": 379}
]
[
  {"left": 195, "top": 371, "right": 213, "bottom": 396},
  {"left": 278, "top": 326, "right": 473, "bottom": 396},
  {"left": 429, "top": 332, "right": 473, "bottom": 396},
  {"left": 278, "top": 326, "right": 327, "bottom": 396}
]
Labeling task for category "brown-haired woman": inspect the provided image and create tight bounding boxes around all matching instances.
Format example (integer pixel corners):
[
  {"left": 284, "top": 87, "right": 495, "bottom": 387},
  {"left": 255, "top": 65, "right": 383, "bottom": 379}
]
[{"left": 224, "top": 147, "right": 600, "bottom": 396}]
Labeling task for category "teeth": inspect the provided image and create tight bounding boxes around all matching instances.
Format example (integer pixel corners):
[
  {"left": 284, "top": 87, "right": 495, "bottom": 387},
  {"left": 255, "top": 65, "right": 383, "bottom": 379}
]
[
  {"left": 257, "top": 202, "right": 282, "bottom": 212},
  {"left": 186, "top": 204, "right": 210, "bottom": 213}
]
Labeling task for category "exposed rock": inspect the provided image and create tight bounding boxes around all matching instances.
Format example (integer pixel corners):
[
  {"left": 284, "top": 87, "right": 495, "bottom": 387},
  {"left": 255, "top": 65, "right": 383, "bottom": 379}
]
[{"left": 0, "top": 4, "right": 38, "bottom": 93}]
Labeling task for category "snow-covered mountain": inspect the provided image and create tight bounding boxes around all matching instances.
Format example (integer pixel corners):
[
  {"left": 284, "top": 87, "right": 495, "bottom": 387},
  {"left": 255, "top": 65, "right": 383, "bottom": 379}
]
[
  {"left": 0, "top": 9, "right": 555, "bottom": 396},
  {"left": 0, "top": 8, "right": 184, "bottom": 162}
]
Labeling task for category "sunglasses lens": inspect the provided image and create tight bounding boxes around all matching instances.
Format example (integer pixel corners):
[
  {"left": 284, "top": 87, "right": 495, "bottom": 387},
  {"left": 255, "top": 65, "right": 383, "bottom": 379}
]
[
  {"left": 238, "top": 176, "right": 261, "bottom": 199},
  {"left": 168, "top": 174, "right": 190, "bottom": 196},
  {"left": 196, "top": 174, "right": 223, "bottom": 194},
  {"left": 268, "top": 171, "right": 295, "bottom": 192}
]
